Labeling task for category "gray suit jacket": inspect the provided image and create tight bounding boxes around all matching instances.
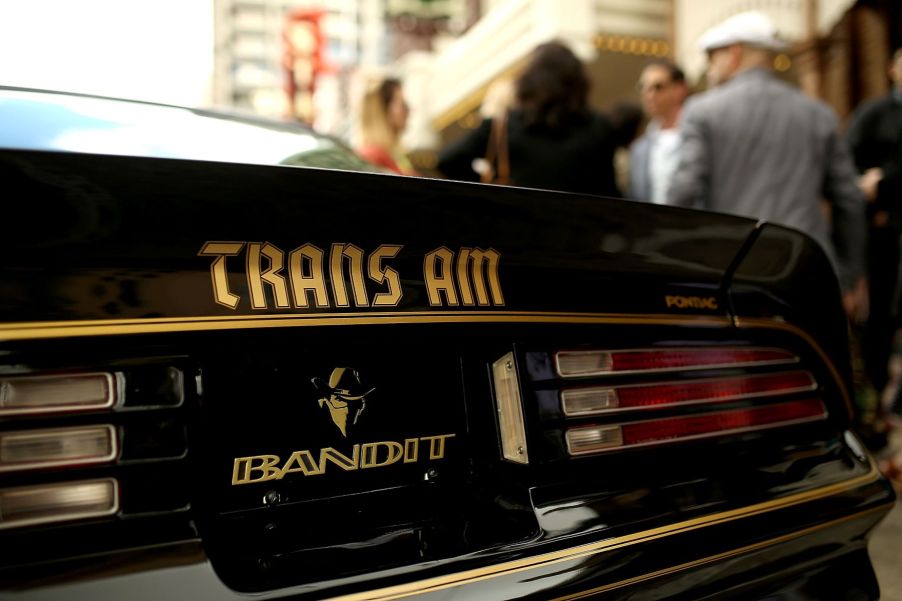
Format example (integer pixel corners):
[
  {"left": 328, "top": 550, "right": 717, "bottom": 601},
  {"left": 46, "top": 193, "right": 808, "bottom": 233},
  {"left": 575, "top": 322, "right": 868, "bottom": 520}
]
[{"left": 667, "top": 68, "right": 865, "bottom": 289}]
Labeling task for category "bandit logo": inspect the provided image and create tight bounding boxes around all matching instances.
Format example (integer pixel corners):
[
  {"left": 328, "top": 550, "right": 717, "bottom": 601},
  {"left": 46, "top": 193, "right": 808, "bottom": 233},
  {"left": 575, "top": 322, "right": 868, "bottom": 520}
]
[
  {"left": 231, "top": 367, "right": 457, "bottom": 485},
  {"left": 312, "top": 367, "right": 375, "bottom": 438}
]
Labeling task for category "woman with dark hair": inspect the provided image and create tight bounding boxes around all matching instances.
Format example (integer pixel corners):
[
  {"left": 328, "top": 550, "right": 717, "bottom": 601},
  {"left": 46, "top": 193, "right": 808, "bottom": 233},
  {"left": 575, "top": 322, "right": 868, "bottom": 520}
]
[{"left": 437, "top": 41, "right": 620, "bottom": 197}]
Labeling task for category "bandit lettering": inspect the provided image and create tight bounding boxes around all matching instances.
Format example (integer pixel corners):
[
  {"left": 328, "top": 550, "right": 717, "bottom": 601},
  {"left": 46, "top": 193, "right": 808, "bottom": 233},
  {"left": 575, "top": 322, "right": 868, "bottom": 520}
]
[{"left": 231, "top": 433, "right": 457, "bottom": 485}]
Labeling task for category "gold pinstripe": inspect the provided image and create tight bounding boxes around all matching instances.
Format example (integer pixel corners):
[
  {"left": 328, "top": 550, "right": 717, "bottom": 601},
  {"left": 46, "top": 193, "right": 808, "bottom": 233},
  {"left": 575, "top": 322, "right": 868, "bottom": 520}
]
[
  {"left": 0, "top": 310, "right": 729, "bottom": 340},
  {"left": 0, "top": 311, "right": 851, "bottom": 414},
  {"left": 551, "top": 503, "right": 895, "bottom": 601},
  {"left": 326, "top": 462, "right": 884, "bottom": 601}
]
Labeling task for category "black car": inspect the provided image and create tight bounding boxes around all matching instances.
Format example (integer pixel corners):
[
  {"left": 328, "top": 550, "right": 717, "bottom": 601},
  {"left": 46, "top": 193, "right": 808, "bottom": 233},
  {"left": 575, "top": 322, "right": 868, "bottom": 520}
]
[{"left": 0, "top": 87, "right": 895, "bottom": 600}]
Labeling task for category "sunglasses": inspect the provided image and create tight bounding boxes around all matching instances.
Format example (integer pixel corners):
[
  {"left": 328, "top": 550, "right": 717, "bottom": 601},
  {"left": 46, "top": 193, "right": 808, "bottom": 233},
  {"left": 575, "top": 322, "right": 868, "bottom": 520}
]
[{"left": 637, "top": 81, "right": 672, "bottom": 93}]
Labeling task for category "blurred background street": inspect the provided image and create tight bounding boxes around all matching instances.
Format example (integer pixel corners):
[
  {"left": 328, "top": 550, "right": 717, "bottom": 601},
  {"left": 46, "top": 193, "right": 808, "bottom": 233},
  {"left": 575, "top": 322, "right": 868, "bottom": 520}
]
[{"left": 1, "top": 0, "right": 901, "bottom": 178}]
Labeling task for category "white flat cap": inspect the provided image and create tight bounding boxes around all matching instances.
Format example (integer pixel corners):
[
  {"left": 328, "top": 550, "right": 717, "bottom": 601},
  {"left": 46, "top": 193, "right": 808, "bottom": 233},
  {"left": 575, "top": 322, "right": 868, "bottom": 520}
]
[{"left": 698, "top": 11, "right": 789, "bottom": 52}]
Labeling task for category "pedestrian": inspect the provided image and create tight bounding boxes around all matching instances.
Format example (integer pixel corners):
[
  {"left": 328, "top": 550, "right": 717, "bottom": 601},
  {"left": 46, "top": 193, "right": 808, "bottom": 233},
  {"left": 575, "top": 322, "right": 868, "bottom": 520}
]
[
  {"left": 437, "top": 41, "right": 620, "bottom": 197},
  {"left": 607, "top": 101, "right": 644, "bottom": 196},
  {"left": 355, "top": 75, "right": 418, "bottom": 175},
  {"left": 846, "top": 48, "right": 902, "bottom": 400},
  {"left": 629, "top": 59, "right": 689, "bottom": 204},
  {"left": 667, "top": 11, "right": 866, "bottom": 318}
]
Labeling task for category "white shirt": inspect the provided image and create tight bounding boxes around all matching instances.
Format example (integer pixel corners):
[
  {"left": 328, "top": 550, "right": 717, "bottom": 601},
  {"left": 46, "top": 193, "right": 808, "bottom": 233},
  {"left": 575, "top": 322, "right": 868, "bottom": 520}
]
[{"left": 649, "top": 127, "right": 681, "bottom": 205}]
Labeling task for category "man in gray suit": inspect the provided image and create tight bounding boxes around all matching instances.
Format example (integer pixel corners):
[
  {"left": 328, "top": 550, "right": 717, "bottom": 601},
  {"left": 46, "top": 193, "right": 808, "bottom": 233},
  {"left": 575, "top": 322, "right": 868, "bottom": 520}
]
[
  {"left": 629, "top": 60, "right": 688, "bottom": 204},
  {"left": 667, "top": 11, "right": 866, "bottom": 316}
]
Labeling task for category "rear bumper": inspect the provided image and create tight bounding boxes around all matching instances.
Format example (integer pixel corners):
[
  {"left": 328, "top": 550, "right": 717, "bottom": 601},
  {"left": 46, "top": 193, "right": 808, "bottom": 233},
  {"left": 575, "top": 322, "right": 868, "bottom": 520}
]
[{"left": 3, "top": 461, "right": 893, "bottom": 601}]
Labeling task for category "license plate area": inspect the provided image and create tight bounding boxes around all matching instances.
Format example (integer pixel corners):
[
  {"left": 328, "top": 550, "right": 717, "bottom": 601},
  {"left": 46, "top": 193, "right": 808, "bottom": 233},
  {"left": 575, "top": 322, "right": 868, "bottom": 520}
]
[
  {"left": 194, "top": 329, "right": 488, "bottom": 590},
  {"left": 195, "top": 330, "right": 469, "bottom": 513}
]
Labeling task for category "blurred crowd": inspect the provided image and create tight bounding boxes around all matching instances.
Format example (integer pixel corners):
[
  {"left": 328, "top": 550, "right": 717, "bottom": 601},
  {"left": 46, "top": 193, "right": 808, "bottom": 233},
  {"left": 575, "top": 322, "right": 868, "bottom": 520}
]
[{"left": 353, "top": 11, "right": 902, "bottom": 487}]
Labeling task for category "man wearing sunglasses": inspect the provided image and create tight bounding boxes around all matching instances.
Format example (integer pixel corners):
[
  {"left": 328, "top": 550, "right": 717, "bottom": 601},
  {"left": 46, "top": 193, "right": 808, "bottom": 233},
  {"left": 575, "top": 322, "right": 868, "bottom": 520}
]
[{"left": 629, "top": 60, "right": 689, "bottom": 204}]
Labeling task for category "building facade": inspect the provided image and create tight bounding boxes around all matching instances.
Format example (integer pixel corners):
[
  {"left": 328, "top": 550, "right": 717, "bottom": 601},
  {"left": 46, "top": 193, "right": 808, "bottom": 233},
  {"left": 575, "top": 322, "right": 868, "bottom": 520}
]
[
  {"left": 412, "top": 0, "right": 885, "bottom": 153},
  {"left": 210, "top": 0, "right": 899, "bottom": 166},
  {"left": 212, "top": 0, "right": 389, "bottom": 131}
]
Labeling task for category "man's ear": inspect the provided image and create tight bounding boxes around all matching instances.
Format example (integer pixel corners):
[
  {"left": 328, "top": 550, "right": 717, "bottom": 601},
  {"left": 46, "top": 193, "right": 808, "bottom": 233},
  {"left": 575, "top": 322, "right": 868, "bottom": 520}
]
[{"left": 312, "top": 377, "right": 326, "bottom": 391}]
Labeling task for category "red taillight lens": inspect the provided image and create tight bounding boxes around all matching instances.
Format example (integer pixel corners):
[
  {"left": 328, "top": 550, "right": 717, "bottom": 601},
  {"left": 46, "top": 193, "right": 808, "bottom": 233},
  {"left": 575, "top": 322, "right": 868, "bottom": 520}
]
[
  {"left": 621, "top": 399, "right": 826, "bottom": 444},
  {"left": 561, "top": 372, "right": 816, "bottom": 416},
  {"left": 566, "top": 399, "right": 827, "bottom": 455},
  {"left": 555, "top": 347, "right": 798, "bottom": 378}
]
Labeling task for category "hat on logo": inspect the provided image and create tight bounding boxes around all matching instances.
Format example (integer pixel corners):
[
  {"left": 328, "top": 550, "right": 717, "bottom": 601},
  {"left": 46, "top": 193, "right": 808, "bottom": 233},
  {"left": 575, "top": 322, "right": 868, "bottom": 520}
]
[
  {"left": 313, "top": 367, "right": 375, "bottom": 401},
  {"left": 698, "top": 11, "right": 789, "bottom": 52}
]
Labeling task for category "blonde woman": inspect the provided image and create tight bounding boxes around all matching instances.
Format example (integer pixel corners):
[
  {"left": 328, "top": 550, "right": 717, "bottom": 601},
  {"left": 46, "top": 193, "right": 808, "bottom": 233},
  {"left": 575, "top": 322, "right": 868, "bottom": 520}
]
[{"left": 356, "top": 76, "right": 417, "bottom": 175}]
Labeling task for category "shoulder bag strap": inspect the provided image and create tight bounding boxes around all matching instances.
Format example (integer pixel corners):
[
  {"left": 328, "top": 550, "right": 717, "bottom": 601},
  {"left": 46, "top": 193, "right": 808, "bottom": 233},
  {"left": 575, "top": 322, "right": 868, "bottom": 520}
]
[
  {"left": 481, "top": 112, "right": 511, "bottom": 185},
  {"left": 495, "top": 111, "right": 510, "bottom": 185}
]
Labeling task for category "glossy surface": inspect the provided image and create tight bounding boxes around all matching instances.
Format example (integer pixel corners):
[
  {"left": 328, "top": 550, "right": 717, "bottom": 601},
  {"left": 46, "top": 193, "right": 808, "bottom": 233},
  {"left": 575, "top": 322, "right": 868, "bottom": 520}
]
[
  {"left": 0, "top": 148, "right": 755, "bottom": 325},
  {"left": 0, "top": 120, "right": 894, "bottom": 599},
  {"left": 0, "top": 86, "right": 382, "bottom": 172}
]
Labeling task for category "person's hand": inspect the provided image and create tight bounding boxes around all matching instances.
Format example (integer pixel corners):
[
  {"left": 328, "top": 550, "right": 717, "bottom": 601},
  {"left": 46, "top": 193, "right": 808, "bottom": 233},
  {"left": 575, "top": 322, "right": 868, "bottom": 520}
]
[
  {"left": 843, "top": 276, "right": 869, "bottom": 324},
  {"left": 873, "top": 210, "right": 890, "bottom": 228},
  {"left": 858, "top": 167, "right": 884, "bottom": 202}
]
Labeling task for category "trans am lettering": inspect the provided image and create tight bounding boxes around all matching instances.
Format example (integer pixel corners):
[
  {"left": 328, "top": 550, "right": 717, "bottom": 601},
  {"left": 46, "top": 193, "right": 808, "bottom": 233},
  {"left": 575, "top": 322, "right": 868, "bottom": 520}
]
[
  {"left": 199, "top": 242, "right": 503, "bottom": 310},
  {"left": 231, "top": 434, "right": 456, "bottom": 485}
]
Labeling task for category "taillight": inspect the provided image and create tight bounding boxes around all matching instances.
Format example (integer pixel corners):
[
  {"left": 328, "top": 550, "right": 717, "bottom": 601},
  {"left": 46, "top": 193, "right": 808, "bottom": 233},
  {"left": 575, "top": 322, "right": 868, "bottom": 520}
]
[
  {"left": 0, "top": 373, "right": 118, "bottom": 416},
  {"left": 555, "top": 347, "right": 798, "bottom": 377},
  {"left": 566, "top": 399, "right": 827, "bottom": 455},
  {"left": 492, "top": 353, "right": 529, "bottom": 464},
  {"left": 561, "top": 371, "right": 816, "bottom": 416},
  {"left": 494, "top": 346, "right": 830, "bottom": 463},
  {"left": 0, "top": 372, "right": 122, "bottom": 530},
  {"left": 0, "top": 425, "right": 118, "bottom": 472},
  {"left": 0, "top": 479, "right": 119, "bottom": 530},
  {"left": 0, "top": 365, "right": 186, "bottom": 532}
]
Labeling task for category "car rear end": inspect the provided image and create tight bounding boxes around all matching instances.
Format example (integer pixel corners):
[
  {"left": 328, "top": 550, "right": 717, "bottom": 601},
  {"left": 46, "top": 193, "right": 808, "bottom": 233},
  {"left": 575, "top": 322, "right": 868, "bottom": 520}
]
[{"left": 0, "top": 149, "right": 894, "bottom": 600}]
